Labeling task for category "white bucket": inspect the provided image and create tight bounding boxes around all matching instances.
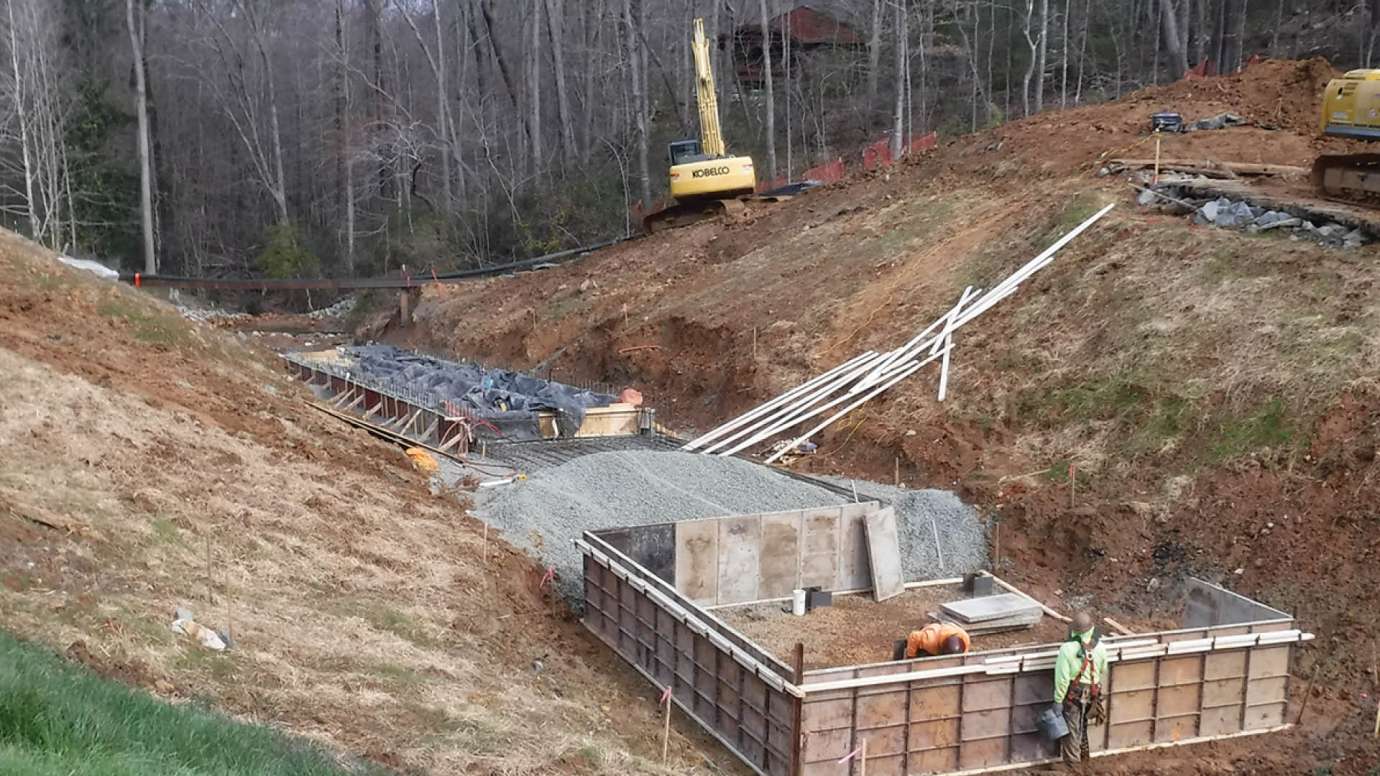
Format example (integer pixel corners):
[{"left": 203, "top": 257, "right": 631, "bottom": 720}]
[{"left": 791, "top": 589, "right": 807, "bottom": 616}]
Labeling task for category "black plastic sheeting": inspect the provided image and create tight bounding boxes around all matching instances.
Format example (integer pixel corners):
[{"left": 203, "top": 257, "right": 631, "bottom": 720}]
[{"left": 345, "top": 345, "right": 617, "bottom": 441}]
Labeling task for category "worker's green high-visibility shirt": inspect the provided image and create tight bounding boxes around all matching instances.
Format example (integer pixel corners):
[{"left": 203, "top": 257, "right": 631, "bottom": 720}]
[{"left": 1054, "top": 628, "right": 1109, "bottom": 704}]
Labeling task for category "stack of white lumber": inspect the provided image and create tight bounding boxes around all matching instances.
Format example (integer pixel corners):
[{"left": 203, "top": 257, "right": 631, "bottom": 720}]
[{"left": 683, "top": 203, "right": 1116, "bottom": 462}]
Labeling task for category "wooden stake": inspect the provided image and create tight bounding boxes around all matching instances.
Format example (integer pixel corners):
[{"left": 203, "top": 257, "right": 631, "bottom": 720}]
[
  {"left": 894, "top": 456, "right": 900, "bottom": 487},
  {"left": 1295, "top": 653, "right": 1324, "bottom": 725},
  {"left": 1153, "top": 133, "right": 1162, "bottom": 184},
  {"left": 661, "top": 687, "right": 673, "bottom": 762},
  {"left": 1374, "top": 699, "right": 1379, "bottom": 739},
  {"left": 482, "top": 523, "right": 488, "bottom": 564},
  {"left": 860, "top": 738, "right": 867, "bottom": 776},
  {"left": 752, "top": 327, "right": 757, "bottom": 360},
  {"left": 1070, "top": 463, "right": 1077, "bottom": 508},
  {"left": 993, "top": 520, "right": 1001, "bottom": 572}
]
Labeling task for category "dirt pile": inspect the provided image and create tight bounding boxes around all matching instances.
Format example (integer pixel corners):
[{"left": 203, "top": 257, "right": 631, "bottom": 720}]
[
  {"left": 393, "top": 59, "right": 1380, "bottom": 773},
  {"left": 0, "top": 231, "right": 736, "bottom": 775}
]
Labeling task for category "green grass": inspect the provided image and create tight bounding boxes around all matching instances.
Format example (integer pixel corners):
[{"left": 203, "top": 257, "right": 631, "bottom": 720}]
[
  {"left": 97, "top": 295, "right": 191, "bottom": 348},
  {"left": 0, "top": 630, "right": 386, "bottom": 776},
  {"left": 1209, "top": 397, "right": 1294, "bottom": 462}
]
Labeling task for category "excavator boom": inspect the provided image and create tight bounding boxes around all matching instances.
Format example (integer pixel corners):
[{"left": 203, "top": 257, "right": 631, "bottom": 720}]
[{"left": 693, "top": 18, "right": 726, "bottom": 158}]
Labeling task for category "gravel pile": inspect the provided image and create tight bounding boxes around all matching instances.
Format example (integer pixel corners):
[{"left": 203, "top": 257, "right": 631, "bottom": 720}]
[
  {"left": 823, "top": 478, "right": 990, "bottom": 582},
  {"left": 473, "top": 450, "right": 848, "bottom": 598}
]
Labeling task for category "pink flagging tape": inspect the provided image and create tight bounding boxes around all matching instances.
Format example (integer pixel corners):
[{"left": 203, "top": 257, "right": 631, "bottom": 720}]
[
  {"left": 660, "top": 686, "right": 672, "bottom": 705},
  {"left": 837, "top": 746, "right": 863, "bottom": 764}
]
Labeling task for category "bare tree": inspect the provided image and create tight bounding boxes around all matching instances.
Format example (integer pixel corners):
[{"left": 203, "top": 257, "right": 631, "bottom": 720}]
[
  {"left": 758, "top": 0, "right": 776, "bottom": 182},
  {"left": 890, "top": 0, "right": 906, "bottom": 160},
  {"left": 545, "top": 0, "right": 577, "bottom": 165},
  {"left": 127, "top": 0, "right": 155, "bottom": 272}
]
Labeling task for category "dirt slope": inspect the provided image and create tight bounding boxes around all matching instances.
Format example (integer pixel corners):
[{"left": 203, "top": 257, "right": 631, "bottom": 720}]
[
  {"left": 0, "top": 230, "right": 738, "bottom": 775},
  {"left": 394, "top": 59, "right": 1380, "bottom": 773}
]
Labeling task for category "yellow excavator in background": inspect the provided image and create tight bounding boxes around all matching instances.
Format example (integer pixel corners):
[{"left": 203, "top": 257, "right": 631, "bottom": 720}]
[
  {"left": 1314, "top": 69, "right": 1380, "bottom": 203},
  {"left": 643, "top": 18, "right": 757, "bottom": 233}
]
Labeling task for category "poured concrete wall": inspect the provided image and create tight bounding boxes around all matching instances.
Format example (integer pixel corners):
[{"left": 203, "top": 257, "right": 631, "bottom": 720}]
[
  {"left": 1184, "top": 578, "right": 1292, "bottom": 628},
  {"left": 595, "top": 502, "right": 883, "bottom": 607}
]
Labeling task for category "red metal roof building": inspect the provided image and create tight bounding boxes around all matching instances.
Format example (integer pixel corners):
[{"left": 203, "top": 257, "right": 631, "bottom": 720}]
[{"left": 725, "top": 5, "right": 865, "bottom": 85}]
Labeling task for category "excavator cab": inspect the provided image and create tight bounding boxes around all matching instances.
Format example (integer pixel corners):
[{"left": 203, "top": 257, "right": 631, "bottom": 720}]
[{"left": 669, "top": 139, "right": 709, "bottom": 166}]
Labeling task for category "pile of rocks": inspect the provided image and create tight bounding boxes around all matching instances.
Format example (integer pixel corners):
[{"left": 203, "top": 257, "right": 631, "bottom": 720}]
[
  {"left": 1137, "top": 186, "right": 1371, "bottom": 249},
  {"left": 307, "top": 296, "right": 356, "bottom": 319}
]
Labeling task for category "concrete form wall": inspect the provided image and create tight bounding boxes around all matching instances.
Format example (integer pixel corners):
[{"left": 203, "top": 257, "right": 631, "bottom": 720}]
[
  {"left": 797, "top": 620, "right": 1298, "bottom": 775},
  {"left": 580, "top": 533, "right": 799, "bottom": 776},
  {"left": 595, "top": 502, "right": 882, "bottom": 607},
  {"left": 1184, "top": 578, "right": 1291, "bottom": 628}
]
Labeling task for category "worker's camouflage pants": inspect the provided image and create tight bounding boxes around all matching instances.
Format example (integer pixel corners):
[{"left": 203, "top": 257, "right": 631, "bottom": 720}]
[{"left": 1059, "top": 682, "right": 1104, "bottom": 767}]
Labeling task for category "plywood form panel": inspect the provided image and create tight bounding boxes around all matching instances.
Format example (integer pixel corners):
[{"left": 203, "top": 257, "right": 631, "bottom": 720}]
[
  {"left": 1009, "top": 702, "right": 1044, "bottom": 734},
  {"left": 1155, "top": 714, "right": 1198, "bottom": 743},
  {"left": 1204, "top": 650, "right": 1248, "bottom": 681},
  {"left": 961, "top": 678, "right": 1013, "bottom": 712},
  {"left": 909, "top": 718, "right": 960, "bottom": 750},
  {"left": 1158, "top": 656, "right": 1203, "bottom": 686},
  {"left": 1248, "top": 645, "right": 1291, "bottom": 678},
  {"left": 856, "top": 691, "right": 908, "bottom": 729},
  {"left": 857, "top": 725, "right": 906, "bottom": 757},
  {"left": 957, "top": 736, "right": 1007, "bottom": 769},
  {"left": 1010, "top": 732, "right": 1056, "bottom": 762},
  {"left": 1156, "top": 683, "right": 1201, "bottom": 718},
  {"left": 1106, "top": 720, "right": 1153, "bottom": 748},
  {"left": 802, "top": 726, "right": 852, "bottom": 762},
  {"left": 1202, "top": 677, "right": 1246, "bottom": 708},
  {"left": 1112, "top": 660, "right": 1157, "bottom": 692},
  {"left": 1200, "top": 705, "right": 1243, "bottom": 736},
  {"left": 911, "top": 685, "right": 963, "bottom": 721},
  {"left": 759, "top": 513, "right": 803, "bottom": 599},
  {"left": 1245, "top": 702, "right": 1286, "bottom": 730},
  {"left": 961, "top": 708, "right": 1011, "bottom": 740},
  {"left": 1108, "top": 689, "right": 1154, "bottom": 723},
  {"left": 1246, "top": 676, "right": 1289, "bottom": 706},
  {"left": 675, "top": 519, "right": 719, "bottom": 604},
  {"left": 912, "top": 747, "right": 959, "bottom": 774},
  {"left": 801, "top": 697, "right": 853, "bottom": 732},
  {"left": 857, "top": 754, "right": 904, "bottom": 776},
  {"left": 1012, "top": 673, "right": 1054, "bottom": 706}
]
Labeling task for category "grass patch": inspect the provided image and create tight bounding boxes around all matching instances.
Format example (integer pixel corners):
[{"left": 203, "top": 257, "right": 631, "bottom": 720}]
[
  {"left": 97, "top": 295, "right": 191, "bottom": 348},
  {"left": 1040, "top": 191, "right": 1106, "bottom": 243},
  {"left": 174, "top": 648, "right": 239, "bottom": 682},
  {"left": 0, "top": 630, "right": 384, "bottom": 776},
  {"left": 362, "top": 605, "right": 435, "bottom": 648},
  {"left": 1209, "top": 398, "right": 1294, "bottom": 462},
  {"left": 149, "top": 517, "right": 181, "bottom": 545},
  {"left": 1047, "top": 374, "right": 1149, "bottom": 422}
]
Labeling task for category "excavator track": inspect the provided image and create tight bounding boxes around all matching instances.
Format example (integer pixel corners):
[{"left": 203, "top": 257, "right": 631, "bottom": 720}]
[
  {"left": 1312, "top": 153, "right": 1380, "bottom": 206},
  {"left": 642, "top": 197, "right": 751, "bottom": 234}
]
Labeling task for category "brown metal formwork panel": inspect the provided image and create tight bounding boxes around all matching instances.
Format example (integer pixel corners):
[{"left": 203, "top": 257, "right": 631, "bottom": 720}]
[{"left": 579, "top": 538, "right": 798, "bottom": 776}]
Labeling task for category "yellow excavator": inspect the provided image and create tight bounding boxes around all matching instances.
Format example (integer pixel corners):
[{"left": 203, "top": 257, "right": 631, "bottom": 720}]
[
  {"left": 1314, "top": 69, "right": 1380, "bottom": 202},
  {"left": 643, "top": 18, "right": 757, "bottom": 233}
]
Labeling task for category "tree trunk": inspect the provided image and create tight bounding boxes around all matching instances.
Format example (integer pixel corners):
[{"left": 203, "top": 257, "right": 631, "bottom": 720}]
[
  {"left": 337, "top": 0, "right": 355, "bottom": 274},
  {"left": 1021, "top": 0, "right": 1036, "bottom": 116},
  {"left": 1033, "top": 0, "right": 1049, "bottom": 112},
  {"left": 1160, "top": 0, "right": 1189, "bottom": 80},
  {"left": 890, "top": 0, "right": 905, "bottom": 160},
  {"left": 126, "top": 0, "right": 155, "bottom": 272},
  {"left": 867, "top": 0, "right": 882, "bottom": 118},
  {"left": 759, "top": 0, "right": 776, "bottom": 182},
  {"left": 544, "top": 0, "right": 576, "bottom": 165},
  {"left": 434, "top": 0, "right": 452, "bottom": 212},
  {"left": 9, "top": 0, "right": 37, "bottom": 241},
  {"left": 625, "top": 0, "right": 650, "bottom": 209},
  {"left": 529, "top": 0, "right": 543, "bottom": 178}
]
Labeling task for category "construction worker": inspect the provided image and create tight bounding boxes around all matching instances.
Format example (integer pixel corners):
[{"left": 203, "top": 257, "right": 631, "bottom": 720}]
[
  {"left": 1053, "top": 612, "right": 1109, "bottom": 767},
  {"left": 891, "top": 621, "right": 971, "bottom": 660}
]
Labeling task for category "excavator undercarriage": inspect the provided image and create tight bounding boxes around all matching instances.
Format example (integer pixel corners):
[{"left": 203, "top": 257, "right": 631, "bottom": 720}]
[{"left": 1312, "top": 153, "right": 1380, "bottom": 205}]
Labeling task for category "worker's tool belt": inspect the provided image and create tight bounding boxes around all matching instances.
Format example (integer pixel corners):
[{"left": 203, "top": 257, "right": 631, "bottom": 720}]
[{"left": 1064, "top": 683, "right": 1106, "bottom": 725}]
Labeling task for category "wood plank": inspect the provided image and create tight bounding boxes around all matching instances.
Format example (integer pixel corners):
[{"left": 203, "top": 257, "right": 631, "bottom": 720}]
[
  {"left": 838, "top": 509, "right": 871, "bottom": 591},
  {"left": 910, "top": 685, "right": 962, "bottom": 722},
  {"left": 864, "top": 507, "right": 905, "bottom": 601},
  {"left": 1247, "top": 645, "right": 1291, "bottom": 678}
]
